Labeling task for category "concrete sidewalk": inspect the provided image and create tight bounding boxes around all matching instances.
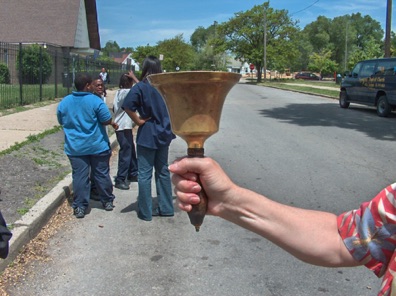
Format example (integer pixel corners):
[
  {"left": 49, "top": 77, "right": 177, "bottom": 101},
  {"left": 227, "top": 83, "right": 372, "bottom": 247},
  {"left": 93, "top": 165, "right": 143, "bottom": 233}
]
[
  {"left": 0, "top": 91, "right": 119, "bottom": 271},
  {"left": 0, "top": 103, "right": 60, "bottom": 151}
]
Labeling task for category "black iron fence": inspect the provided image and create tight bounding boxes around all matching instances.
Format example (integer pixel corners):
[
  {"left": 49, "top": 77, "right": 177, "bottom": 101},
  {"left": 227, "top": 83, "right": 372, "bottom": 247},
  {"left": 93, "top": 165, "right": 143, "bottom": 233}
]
[{"left": 0, "top": 42, "right": 130, "bottom": 110}]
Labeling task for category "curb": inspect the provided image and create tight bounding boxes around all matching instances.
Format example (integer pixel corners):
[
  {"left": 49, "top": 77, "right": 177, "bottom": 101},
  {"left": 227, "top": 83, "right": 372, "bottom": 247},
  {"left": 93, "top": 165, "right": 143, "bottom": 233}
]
[{"left": 0, "top": 133, "right": 118, "bottom": 272}]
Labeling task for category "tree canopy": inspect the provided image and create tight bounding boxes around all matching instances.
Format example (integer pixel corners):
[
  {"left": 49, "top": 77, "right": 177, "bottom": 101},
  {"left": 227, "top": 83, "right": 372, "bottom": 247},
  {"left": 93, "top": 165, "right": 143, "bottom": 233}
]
[{"left": 101, "top": 2, "right": 394, "bottom": 79}]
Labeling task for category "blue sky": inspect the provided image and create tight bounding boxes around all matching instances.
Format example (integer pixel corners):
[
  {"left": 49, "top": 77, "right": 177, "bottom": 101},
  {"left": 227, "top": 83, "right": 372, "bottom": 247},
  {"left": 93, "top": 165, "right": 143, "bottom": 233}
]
[{"left": 96, "top": 0, "right": 393, "bottom": 49}]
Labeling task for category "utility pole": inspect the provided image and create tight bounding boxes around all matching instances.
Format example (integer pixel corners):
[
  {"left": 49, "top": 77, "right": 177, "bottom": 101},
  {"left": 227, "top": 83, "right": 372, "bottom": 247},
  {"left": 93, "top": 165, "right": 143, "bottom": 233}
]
[
  {"left": 263, "top": 5, "right": 267, "bottom": 81},
  {"left": 385, "top": 0, "right": 392, "bottom": 57}
]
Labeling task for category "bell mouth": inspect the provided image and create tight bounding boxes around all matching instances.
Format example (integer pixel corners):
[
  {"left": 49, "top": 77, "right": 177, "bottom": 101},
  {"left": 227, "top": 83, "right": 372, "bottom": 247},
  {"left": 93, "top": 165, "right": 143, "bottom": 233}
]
[{"left": 148, "top": 71, "right": 241, "bottom": 148}]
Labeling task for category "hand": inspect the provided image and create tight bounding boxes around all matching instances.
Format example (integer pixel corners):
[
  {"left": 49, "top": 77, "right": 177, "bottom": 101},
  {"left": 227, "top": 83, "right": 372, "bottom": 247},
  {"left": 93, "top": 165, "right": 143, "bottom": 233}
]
[
  {"left": 136, "top": 117, "right": 151, "bottom": 126},
  {"left": 111, "top": 122, "right": 119, "bottom": 130},
  {"left": 126, "top": 70, "right": 139, "bottom": 83},
  {"left": 168, "top": 157, "right": 236, "bottom": 216}
]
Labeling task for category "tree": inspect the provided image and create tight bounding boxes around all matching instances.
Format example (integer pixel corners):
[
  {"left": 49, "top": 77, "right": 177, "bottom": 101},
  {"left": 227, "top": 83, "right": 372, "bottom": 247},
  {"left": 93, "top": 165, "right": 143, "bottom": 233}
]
[
  {"left": 190, "top": 23, "right": 227, "bottom": 70},
  {"left": 133, "top": 44, "right": 159, "bottom": 64},
  {"left": 0, "top": 63, "right": 10, "bottom": 84},
  {"left": 347, "top": 36, "right": 383, "bottom": 69},
  {"left": 308, "top": 49, "right": 338, "bottom": 76},
  {"left": 217, "top": 2, "right": 300, "bottom": 82},
  {"left": 17, "top": 44, "right": 52, "bottom": 84},
  {"left": 190, "top": 26, "right": 212, "bottom": 51},
  {"left": 101, "top": 41, "right": 121, "bottom": 57},
  {"left": 121, "top": 46, "right": 134, "bottom": 53},
  {"left": 391, "top": 32, "right": 396, "bottom": 56},
  {"left": 156, "top": 34, "right": 196, "bottom": 72},
  {"left": 291, "top": 31, "right": 313, "bottom": 71},
  {"left": 303, "top": 13, "right": 383, "bottom": 72},
  {"left": 303, "top": 16, "right": 332, "bottom": 53}
]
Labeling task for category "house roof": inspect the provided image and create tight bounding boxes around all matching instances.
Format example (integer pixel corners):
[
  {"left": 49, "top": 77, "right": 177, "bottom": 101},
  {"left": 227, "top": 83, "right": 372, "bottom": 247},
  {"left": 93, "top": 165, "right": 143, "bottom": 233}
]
[
  {"left": 110, "top": 52, "right": 130, "bottom": 64},
  {"left": 0, "top": 0, "right": 100, "bottom": 50}
]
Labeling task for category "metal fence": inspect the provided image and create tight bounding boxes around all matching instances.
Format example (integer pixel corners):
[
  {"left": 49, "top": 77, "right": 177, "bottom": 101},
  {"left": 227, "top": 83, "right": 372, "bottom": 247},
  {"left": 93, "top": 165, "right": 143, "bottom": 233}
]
[{"left": 0, "top": 42, "right": 129, "bottom": 110}]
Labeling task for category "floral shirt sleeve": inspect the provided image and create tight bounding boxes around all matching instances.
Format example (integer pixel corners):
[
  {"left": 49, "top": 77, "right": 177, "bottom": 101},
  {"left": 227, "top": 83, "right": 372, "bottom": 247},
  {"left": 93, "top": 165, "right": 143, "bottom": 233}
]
[{"left": 337, "top": 183, "right": 396, "bottom": 296}]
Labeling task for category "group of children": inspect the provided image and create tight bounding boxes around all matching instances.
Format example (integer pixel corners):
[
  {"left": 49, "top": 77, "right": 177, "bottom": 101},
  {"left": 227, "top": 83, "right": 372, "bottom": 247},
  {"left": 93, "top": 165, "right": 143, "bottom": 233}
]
[{"left": 111, "top": 56, "right": 175, "bottom": 221}]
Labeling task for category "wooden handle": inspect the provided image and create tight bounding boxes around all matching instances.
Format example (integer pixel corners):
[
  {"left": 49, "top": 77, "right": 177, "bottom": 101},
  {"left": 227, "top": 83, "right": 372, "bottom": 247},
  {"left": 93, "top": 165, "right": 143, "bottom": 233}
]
[{"left": 187, "top": 148, "right": 208, "bottom": 232}]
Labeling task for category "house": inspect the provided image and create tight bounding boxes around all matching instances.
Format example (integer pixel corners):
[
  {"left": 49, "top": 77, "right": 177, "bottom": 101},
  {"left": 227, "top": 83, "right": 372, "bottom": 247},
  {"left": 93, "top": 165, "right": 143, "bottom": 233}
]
[
  {"left": 0, "top": 0, "right": 100, "bottom": 56},
  {"left": 110, "top": 52, "right": 140, "bottom": 71},
  {"left": 226, "top": 57, "right": 249, "bottom": 74}
]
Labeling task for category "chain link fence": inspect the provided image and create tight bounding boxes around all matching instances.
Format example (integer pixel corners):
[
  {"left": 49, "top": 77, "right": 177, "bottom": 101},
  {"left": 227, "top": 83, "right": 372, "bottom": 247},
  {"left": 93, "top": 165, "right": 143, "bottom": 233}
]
[{"left": 0, "top": 42, "right": 129, "bottom": 110}]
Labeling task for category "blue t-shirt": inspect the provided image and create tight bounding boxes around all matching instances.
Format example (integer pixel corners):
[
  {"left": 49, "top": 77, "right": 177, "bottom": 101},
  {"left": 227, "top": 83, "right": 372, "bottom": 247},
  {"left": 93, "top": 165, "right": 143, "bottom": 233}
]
[
  {"left": 122, "top": 80, "right": 174, "bottom": 149},
  {"left": 57, "top": 91, "right": 112, "bottom": 156}
]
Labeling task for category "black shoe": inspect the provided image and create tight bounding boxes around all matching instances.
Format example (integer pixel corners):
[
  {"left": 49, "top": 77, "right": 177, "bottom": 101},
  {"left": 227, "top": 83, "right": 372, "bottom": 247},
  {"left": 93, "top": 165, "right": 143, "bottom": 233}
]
[
  {"left": 73, "top": 207, "right": 85, "bottom": 218},
  {"left": 115, "top": 181, "right": 130, "bottom": 190},
  {"left": 127, "top": 175, "right": 138, "bottom": 183},
  {"left": 103, "top": 201, "right": 114, "bottom": 211}
]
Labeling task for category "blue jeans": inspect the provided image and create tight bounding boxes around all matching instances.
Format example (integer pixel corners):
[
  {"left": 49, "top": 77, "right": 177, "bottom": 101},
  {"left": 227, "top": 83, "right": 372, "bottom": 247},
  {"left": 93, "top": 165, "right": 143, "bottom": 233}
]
[
  {"left": 137, "top": 145, "right": 174, "bottom": 221},
  {"left": 68, "top": 149, "right": 115, "bottom": 210},
  {"left": 115, "top": 129, "right": 138, "bottom": 183}
]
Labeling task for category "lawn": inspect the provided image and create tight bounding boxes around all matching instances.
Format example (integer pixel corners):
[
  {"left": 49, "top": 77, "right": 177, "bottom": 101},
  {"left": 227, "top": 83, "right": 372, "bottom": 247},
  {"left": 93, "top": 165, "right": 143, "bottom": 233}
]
[{"left": 0, "top": 83, "right": 69, "bottom": 110}]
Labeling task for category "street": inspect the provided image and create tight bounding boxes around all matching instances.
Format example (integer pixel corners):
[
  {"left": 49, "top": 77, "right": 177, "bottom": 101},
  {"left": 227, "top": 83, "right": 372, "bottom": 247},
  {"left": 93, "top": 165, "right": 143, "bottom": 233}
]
[{"left": 7, "top": 83, "right": 396, "bottom": 295}]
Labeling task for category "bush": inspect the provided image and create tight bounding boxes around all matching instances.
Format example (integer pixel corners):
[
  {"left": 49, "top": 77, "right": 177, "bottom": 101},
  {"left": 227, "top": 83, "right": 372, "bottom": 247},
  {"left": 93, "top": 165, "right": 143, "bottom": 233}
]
[
  {"left": 0, "top": 63, "right": 10, "bottom": 84},
  {"left": 17, "top": 44, "right": 52, "bottom": 84}
]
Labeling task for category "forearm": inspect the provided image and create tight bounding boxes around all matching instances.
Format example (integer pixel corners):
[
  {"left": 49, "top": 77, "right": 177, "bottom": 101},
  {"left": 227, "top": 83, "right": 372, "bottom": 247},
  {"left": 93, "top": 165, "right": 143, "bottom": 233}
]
[
  {"left": 102, "top": 118, "right": 118, "bottom": 130},
  {"left": 218, "top": 186, "right": 359, "bottom": 267},
  {"left": 102, "top": 118, "right": 112, "bottom": 125},
  {"left": 125, "top": 109, "right": 144, "bottom": 126}
]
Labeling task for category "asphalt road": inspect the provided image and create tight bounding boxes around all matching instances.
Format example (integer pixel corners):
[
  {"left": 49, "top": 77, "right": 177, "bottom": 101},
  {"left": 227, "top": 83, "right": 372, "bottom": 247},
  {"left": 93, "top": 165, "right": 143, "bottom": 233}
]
[{"left": 8, "top": 83, "right": 396, "bottom": 295}]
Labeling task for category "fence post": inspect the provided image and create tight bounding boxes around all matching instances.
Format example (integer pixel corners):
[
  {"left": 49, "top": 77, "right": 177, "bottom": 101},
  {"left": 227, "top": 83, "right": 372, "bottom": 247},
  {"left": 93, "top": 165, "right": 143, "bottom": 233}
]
[
  {"left": 39, "top": 46, "right": 43, "bottom": 101},
  {"left": 54, "top": 50, "right": 58, "bottom": 98},
  {"left": 19, "top": 43, "right": 23, "bottom": 105}
]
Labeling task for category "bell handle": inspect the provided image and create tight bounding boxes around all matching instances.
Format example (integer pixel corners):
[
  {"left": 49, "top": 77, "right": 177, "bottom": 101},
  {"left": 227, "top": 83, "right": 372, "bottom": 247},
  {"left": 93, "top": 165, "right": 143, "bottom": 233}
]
[{"left": 187, "top": 148, "right": 208, "bottom": 232}]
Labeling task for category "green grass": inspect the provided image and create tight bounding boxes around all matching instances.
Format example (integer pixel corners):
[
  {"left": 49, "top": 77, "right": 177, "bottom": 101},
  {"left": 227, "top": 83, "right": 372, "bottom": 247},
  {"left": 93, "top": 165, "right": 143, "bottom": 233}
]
[
  {"left": 0, "top": 126, "right": 62, "bottom": 156},
  {"left": 0, "top": 83, "right": 69, "bottom": 110},
  {"left": 257, "top": 80, "right": 340, "bottom": 99}
]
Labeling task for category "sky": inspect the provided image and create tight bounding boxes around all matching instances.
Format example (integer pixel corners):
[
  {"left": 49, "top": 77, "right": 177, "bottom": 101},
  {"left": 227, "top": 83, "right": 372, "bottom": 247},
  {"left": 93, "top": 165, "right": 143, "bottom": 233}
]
[{"left": 96, "top": 0, "right": 394, "bottom": 49}]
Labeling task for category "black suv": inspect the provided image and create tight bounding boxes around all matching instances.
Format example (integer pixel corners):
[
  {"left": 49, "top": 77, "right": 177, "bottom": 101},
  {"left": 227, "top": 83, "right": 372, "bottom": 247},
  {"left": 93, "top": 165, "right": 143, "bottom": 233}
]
[{"left": 339, "top": 58, "right": 396, "bottom": 117}]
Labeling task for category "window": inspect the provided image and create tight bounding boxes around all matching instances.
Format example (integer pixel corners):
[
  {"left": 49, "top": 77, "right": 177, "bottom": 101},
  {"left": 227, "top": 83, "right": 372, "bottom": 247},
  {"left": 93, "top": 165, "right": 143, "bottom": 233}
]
[
  {"left": 359, "top": 62, "right": 376, "bottom": 78},
  {"left": 377, "top": 60, "right": 396, "bottom": 76}
]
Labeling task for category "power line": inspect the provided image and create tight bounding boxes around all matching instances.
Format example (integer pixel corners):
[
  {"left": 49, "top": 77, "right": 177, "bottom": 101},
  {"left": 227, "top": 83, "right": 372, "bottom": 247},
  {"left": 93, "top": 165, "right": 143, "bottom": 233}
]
[{"left": 290, "top": 0, "right": 320, "bottom": 16}]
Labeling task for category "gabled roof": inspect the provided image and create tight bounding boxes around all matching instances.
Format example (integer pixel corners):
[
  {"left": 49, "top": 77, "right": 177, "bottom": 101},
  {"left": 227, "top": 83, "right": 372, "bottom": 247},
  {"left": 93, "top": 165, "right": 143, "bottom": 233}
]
[
  {"left": 110, "top": 52, "right": 131, "bottom": 64},
  {"left": 0, "top": 0, "right": 100, "bottom": 50}
]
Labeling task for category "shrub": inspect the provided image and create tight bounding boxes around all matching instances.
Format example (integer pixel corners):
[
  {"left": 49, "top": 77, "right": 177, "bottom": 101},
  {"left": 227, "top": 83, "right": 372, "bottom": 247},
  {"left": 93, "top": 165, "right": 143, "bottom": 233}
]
[
  {"left": 17, "top": 44, "right": 52, "bottom": 84},
  {"left": 0, "top": 63, "right": 10, "bottom": 84}
]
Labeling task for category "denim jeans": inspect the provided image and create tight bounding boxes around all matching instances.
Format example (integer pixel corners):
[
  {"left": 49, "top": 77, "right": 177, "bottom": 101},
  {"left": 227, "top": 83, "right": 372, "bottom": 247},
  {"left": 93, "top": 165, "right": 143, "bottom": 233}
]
[
  {"left": 137, "top": 145, "right": 174, "bottom": 221},
  {"left": 115, "top": 129, "right": 138, "bottom": 183},
  {"left": 68, "top": 149, "right": 115, "bottom": 210}
]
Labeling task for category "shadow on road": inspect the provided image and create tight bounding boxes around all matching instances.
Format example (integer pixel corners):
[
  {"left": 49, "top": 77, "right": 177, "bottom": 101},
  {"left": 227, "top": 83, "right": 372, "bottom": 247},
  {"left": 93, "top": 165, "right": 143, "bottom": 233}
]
[{"left": 259, "top": 102, "right": 396, "bottom": 141}]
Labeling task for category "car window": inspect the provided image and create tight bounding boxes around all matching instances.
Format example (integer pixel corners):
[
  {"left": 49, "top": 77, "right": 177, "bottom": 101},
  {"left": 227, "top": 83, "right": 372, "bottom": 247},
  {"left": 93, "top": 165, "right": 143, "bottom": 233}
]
[
  {"left": 376, "top": 60, "right": 396, "bottom": 76},
  {"left": 359, "top": 61, "right": 376, "bottom": 78},
  {"left": 352, "top": 63, "right": 362, "bottom": 77}
]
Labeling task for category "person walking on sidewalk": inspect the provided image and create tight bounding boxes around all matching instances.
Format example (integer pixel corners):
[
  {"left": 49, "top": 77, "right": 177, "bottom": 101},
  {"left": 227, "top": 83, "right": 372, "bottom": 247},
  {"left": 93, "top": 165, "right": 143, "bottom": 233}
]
[
  {"left": 113, "top": 72, "right": 139, "bottom": 190},
  {"left": 122, "top": 56, "right": 175, "bottom": 221},
  {"left": 99, "top": 68, "right": 108, "bottom": 97},
  {"left": 57, "top": 73, "right": 118, "bottom": 218}
]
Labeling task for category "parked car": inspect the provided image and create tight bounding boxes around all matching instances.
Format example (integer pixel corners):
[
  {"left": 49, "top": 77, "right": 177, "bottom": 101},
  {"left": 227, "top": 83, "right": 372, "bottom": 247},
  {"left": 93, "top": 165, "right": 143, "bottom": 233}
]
[
  {"left": 339, "top": 57, "right": 396, "bottom": 117},
  {"left": 294, "top": 72, "right": 321, "bottom": 80}
]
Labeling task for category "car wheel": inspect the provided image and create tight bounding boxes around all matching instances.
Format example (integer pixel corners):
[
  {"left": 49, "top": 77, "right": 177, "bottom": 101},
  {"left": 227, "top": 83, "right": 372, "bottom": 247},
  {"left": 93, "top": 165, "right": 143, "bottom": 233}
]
[
  {"left": 339, "top": 90, "right": 350, "bottom": 108},
  {"left": 377, "top": 95, "right": 391, "bottom": 117}
]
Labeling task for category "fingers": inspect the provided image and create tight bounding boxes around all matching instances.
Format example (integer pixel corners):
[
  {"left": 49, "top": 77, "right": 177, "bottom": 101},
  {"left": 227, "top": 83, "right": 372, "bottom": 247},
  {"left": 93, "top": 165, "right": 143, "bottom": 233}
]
[
  {"left": 169, "top": 156, "right": 210, "bottom": 176},
  {"left": 171, "top": 170, "right": 201, "bottom": 212}
]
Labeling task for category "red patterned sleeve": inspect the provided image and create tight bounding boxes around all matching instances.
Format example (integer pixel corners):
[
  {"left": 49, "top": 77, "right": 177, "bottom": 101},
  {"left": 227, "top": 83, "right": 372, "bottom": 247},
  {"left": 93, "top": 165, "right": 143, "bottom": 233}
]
[{"left": 337, "top": 183, "right": 396, "bottom": 295}]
